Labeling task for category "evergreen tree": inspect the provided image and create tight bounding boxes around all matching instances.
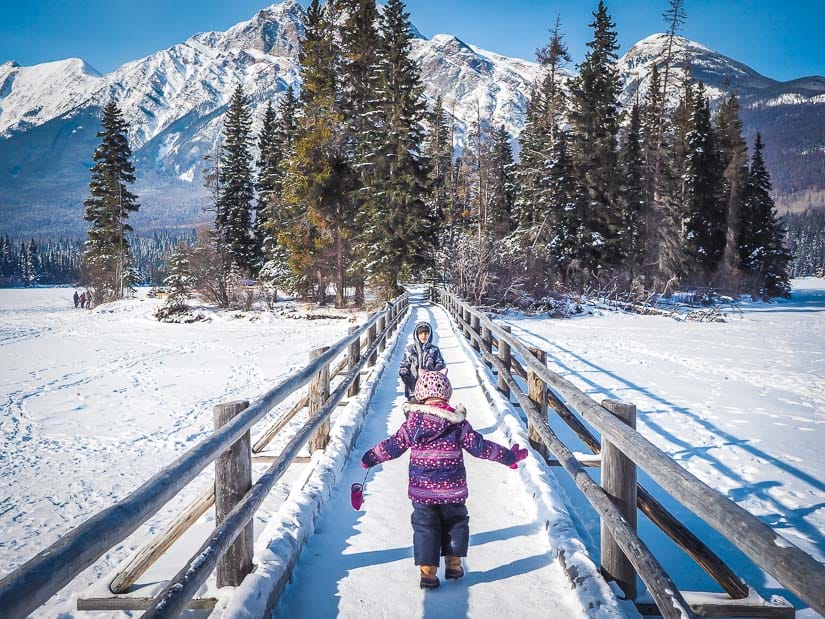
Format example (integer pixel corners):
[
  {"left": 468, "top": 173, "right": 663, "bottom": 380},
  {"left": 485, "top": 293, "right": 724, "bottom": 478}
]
[
  {"left": 514, "top": 83, "right": 547, "bottom": 229},
  {"left": 426, "top": 95, "right": 454, "bottom": 225},
  {"left": 567, "top": 0, "right": 623, "bottom": 279},
  {"left": 255, "top": 101, "right": 280, "bottom": 261},
  {"left": 739, "top": 133, "right": 791, "bottom": 298},
  {"left": 216, "top": 84, "right": 256, "bottom": 274},
  {"left": 545, "top": 130, "right": 584, "bottom": 281},
  {"left": 163, "top": 243, "right": 193, "bottom": 310},
  {"left": 259, "top": 87, "right": 299, "bottom": 297},
  {"left": 488, "top": 125, "right": 516, "bottom": 234},
  {"left": 82, "top": 101, "right": 140, "bottom": 304},
  {"left": 682, "top": 82, "right": 726, "bottom": 279},
  {"left": 618, "top": 102, "right": 646, "bottom": 278},
  {"left": 715, "top": 93, "right": 750, "bottom": 279},
  {"left": 284, "top": 0, "right": 352, "bottom": 305},
  {"left": 359, "top": 0, "right": 435, "bottom": 297},
  {"left": 535, "top": 15, "right": 571, "bottom": 145}
]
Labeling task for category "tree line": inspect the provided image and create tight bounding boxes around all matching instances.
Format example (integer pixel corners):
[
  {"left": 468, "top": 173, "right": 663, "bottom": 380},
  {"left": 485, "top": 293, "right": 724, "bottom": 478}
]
[
  {"left": 0, "top": 234, "right": 191, "bottom": 289},
  {"left": 81, "top": 0, "right": 794, "bottom": 309}
]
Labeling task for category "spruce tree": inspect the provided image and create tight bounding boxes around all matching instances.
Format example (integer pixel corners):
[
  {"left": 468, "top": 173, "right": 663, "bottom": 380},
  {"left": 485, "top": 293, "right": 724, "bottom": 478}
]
[
  {"left": 682, "top": 83, "right": 726, "bottom": 280},
  {"left": 163, "top": 243, "right": 193, "bottom": 310},
  {"left": 488, "top": 125, "right": 516, "bottom": 235},
  {"left": 545, "top": 130, "right": 583, "bottom": 281},
  {"left": 259, "top": 88, "right": 299, "bottom": 296},
  {"left": 739, "top": 133, "right": 791, "bottom": 298},
  {"left": 567, "top": 0, "right": 623, "bottom": 279},
  {"left": 360, "top": 0, "right": 435, "bottom": 297},
  {"left": 426, "top": 95, "right": 454, "bottom": 225},
  {"left": 82, "top": 101, "right": 139, "bottom": 304},
  {"left": 619, "top": 102, "right": 646, "bottom": 279},
  {"left": 255, "top": 101, "right": 280, "bottom": 260},
  {"left": 284, "top": 0, "right": 352, "bottom": 305},
  {"left": 216, "top": 84, "right": 256, "bottom": 275},
  {"left": 715, "top": 93, "right": 750, "bottom": 280}
]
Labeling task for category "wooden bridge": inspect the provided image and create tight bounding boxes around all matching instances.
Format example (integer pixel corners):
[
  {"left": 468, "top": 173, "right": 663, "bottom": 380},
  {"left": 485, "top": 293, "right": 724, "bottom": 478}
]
[{"left": 0, "top": 288, "right": 823, "bottom": 618}]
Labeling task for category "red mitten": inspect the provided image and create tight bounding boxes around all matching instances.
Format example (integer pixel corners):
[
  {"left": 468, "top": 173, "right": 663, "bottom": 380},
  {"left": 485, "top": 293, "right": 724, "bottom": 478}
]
[{"left": 509, "top": 443, "right": 528, "bottom": 469}]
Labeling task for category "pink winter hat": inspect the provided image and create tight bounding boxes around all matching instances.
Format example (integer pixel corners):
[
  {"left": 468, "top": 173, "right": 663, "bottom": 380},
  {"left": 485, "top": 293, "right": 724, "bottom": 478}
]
[{"left": 414, "top": 371, "right": 453, "bottom": 402}]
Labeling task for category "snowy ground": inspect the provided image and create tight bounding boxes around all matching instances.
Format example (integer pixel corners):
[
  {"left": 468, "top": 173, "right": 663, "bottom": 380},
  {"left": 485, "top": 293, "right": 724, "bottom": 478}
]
[
  {"left": 502, "top": 278, "right": 825, "bottom": 618},
  {"left": 0, "top": 288, "right": 364, "bottom": 616},
  {"left": 1, "top": 281, "right": 822, "bottom": 617}
]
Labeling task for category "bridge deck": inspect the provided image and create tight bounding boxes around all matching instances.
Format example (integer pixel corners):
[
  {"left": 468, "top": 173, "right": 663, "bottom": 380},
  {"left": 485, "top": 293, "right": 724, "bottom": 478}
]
[{"left": 273, "top": 298, "right": 610, "bottom": 618}]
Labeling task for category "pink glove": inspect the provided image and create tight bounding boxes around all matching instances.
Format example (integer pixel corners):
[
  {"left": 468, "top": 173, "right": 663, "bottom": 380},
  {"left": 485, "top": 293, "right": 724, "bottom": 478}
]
[
  {"left": 361, "top": 461, "right": 369, "bottom": 469},
  {"left": 509, "top": 444, "right": 528, "bottom": 469}
]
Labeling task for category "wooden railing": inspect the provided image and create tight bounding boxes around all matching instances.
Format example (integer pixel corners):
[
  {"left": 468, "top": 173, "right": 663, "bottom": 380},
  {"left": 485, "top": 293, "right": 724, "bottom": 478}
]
[
  {"left": 436, "top": 287, "right": 824, "bottom": 619},
  {"left": 0, "top": 293, "right": 409, "bottom": 619}
]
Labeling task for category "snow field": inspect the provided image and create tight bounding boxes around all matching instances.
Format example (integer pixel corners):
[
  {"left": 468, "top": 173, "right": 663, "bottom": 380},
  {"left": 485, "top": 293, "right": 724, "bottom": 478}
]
[
  {"left": 504, "top": 279, "right": 825, "bottom": 618},
  {"left": 272, "top": 296, "right": 629, "bottom": 619},
  {"left": 0, "top": 288, "right": 364, "bottom": 617}
]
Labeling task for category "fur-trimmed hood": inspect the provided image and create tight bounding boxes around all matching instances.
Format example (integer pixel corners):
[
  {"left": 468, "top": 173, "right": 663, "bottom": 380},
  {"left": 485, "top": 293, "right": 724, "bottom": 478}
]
[{"left": 402, "top": 401, "right": 466, "bottom": 424}]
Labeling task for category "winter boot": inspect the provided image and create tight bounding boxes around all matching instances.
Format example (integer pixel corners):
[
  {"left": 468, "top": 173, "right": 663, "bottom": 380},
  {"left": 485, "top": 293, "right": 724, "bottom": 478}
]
[
  {"left": 419, "top": 565, "right": 440, "bottom": 590},
  {"left": 445, "top": 555, "right": 464, "bottom": 580}
]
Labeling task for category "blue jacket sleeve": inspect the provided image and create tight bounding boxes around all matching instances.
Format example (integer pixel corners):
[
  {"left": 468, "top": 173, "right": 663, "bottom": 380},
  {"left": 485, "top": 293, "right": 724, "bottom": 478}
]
[{"left": 362, "top": 422, "right": 412, "bottom": 467}]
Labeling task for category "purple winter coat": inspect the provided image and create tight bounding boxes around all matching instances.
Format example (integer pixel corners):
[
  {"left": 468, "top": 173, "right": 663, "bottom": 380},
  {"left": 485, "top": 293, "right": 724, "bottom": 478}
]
[{"left": 362, "top": 401, "right": 516, "bottom": 505}]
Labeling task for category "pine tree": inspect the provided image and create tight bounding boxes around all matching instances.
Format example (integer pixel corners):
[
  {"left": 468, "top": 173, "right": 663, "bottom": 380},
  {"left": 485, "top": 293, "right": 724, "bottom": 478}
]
[
  {"left": 715, "top": 93, "right": 750, "bottom": 281},
  {"left": 359, "top": 0, "right": 435, "bottom": 297},
  {"left": 163, "top": 243, "right": 193, "bottom": 310},
  {"left": 82, "top": 101, "right": 140, "bottom": 304},
  {"left": 535, "top": 15, "right": 571, "bottom": 145},
  {"left": 284, "top": 0, "right": 352, "bottom": 305},
  {"left": 682, "top": 82, "right": 726, "bottom": 279},
  {"left": 216, "top": 85, "right": 256, "bottom": 275},
  {"left": 488, "top": 125, "right": 516, "bottom": 235},
  {"left": 567, "top": 0, "right": 623, "bottom": 279},
  {"left": 426, "top": 95, "right": 454, "bottom": 225},
  {"left": 259, "top": 87, "right": 299, "bottom": 297},
  {"left": 618, "top": 102, "right": 645, "bottom": 278},
  {"left": 545, "top": 130, "right": 584, "bottom": 281},
  {"left": 255, "top": 101, "right": 280, "bottom": 261},
  {"left": 739, "top": 133, "right": 791, "bottom": 298}
]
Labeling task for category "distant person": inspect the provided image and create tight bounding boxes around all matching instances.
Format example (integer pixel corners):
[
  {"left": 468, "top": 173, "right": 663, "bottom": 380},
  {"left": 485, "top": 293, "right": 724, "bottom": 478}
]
[
  {"left": 79, "top": 292, "right": 86, "bottom": 309},
  {"left": 399, "top": 321, "right": 446, "bottom": 401},
  {"left": 361, "top": 371, "right": 527, "bottom": 589},
  {"left": 73, "top": 291, "right": 79, "bottom": 308}
]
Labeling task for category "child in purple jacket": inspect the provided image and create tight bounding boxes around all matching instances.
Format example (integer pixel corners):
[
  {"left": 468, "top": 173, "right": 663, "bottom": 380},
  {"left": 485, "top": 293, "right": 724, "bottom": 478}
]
[{"left": 361, "top": 371, "right": 528, "bottom": 590}]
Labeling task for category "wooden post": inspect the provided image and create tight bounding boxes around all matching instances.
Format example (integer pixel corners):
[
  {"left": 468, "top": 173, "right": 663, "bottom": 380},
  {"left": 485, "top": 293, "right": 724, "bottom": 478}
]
[
  {"left": 388, "top": 304, "right": 396, "bottom": 336},
  {"left": 470, "top": 314, "right": 481, "bottom": 351},
  {"left": 213, "top": 400, "right": 253, "bottom": 588},
  {"left": 347, "top": 326, "right": 360, "bottom": 397},
  {"left": 378, "top": 315, "right": 387, "bottom": 353},
  {"left": 308, "top": 347, "right": 330, "bottom": 452},
  {"left": 497, "top": 325, "right": 512, "bottom": 398},
  {"left": 527, "top": 348, "right": 548, "bottom": 459},
  {"left": 600, "top": 399, "right": 638, "bottom": 601},
  {"left": 367, "top": 322, "right": 377, "bottom": 366},
  {"left": 463, "top": 308, "right": 471, "bottom": 339},
  {"left": 481, "top": 324, "right": 492, "bottom": 366}
]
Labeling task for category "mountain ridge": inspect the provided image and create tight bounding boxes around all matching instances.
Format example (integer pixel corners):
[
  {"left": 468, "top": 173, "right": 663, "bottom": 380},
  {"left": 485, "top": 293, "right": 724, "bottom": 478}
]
[{"left": 1, "top": 1, "right": 822, "bottom": 237}]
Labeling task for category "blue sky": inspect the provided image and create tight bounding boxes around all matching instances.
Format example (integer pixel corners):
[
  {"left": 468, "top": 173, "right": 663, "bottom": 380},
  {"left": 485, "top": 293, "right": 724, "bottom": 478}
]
[{"left": 1, "top": 0, "right": 822, "bottom": 81}]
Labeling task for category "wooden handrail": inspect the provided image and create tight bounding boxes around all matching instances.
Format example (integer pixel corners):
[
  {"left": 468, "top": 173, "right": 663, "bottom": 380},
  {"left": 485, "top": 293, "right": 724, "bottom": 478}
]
[
  {"left": 439, "top": 288, "right": 825, "bottom": 616},
  {"left": 443, "top": 294, "right": 693, "bottom": 618},
  {"left": 143, "top": 300, "right": 404, "bottom": 617},
  {"left": 0, "top": 293, "right": 408, "bottom": 619}
]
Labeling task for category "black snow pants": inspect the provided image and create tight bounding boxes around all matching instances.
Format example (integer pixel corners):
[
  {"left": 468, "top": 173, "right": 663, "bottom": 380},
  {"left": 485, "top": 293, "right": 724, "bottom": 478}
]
[{"left": 411, "top": 502, "right": 470, "bottom": 566}]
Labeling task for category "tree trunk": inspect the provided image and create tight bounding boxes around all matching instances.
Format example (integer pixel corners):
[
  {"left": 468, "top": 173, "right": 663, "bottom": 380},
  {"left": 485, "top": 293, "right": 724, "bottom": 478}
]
[{"left": 335, "top": 231, "right": 345, "bottom": 308}]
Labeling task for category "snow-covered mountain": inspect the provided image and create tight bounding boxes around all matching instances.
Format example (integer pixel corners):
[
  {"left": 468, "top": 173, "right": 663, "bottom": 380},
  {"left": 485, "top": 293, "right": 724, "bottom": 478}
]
[{"left": 1, "top": 1, "right": 822, "bottom": 237}]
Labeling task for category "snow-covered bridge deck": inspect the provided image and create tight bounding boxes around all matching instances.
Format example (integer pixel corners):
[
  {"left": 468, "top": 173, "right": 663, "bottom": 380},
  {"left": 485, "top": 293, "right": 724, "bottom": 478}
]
[{"left": 271, "top": 296, "right": 622, "bottom": 618}]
